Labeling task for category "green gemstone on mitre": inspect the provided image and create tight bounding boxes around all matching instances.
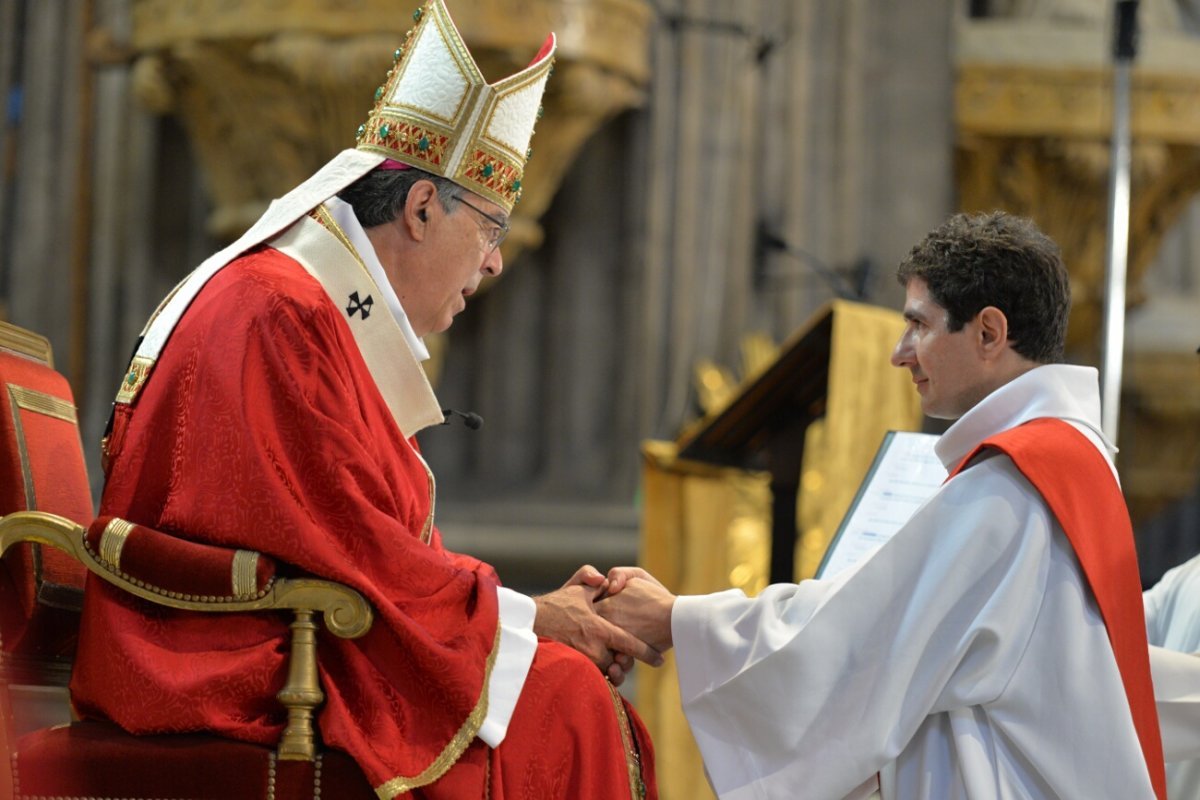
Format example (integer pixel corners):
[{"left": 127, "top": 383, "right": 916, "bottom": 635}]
[
  {"left": 393, "top": 48, "right": 402, "bottom": 61},
  {"left": 413, "top": 7, "right": 423, "bottom": 22},
  {"left": 510, "top": 179, "right": 521, "bottom": 192},
  {"left": 374, "top": 86, "right": 383, "bottom": 101},
  {"left": 379, "top": 123, "right": 390, "bottom": 138},
  {"left": 126, "top": 371, "right": 137, "bottom": 386},
  {"left": 481, "top": 163, "right": 494, "bottom": 177},
  {"left": 418, "top": 136, "right": 429, "bottom": 151}
]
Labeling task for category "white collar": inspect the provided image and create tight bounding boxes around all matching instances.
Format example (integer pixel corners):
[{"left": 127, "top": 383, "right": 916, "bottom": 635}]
[
  {"left": 935, "top": 364, "right": 1115, "bottom": 471},
  {"left": 322, "top": 196, "right": 430, "bottom": 362}
]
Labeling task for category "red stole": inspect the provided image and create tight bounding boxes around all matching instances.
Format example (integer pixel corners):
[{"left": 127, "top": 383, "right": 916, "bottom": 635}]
[{"left": 948, "top": 418, "right": 1166, "bottom": 800}]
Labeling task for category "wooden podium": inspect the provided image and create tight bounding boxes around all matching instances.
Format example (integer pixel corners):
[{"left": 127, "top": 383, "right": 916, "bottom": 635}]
[{"left": 637, "top": 300, "right": 923, "bottom": 800}]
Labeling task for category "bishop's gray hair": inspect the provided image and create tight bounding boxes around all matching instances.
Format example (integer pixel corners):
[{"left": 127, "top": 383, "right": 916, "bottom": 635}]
[{"left": 337, "top": 166, "right": 464, "bottom": 228}]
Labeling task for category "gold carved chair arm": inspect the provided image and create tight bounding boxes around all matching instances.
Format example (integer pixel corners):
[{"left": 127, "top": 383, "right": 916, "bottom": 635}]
[{"left": 0, "top": 511, "right": 374, "bottom": 761}]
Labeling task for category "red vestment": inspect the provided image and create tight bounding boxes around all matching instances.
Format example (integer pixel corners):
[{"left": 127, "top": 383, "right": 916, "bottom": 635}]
[
  {"left": 71, "top": 243, "right": 654, "bottom": 798},
  {"left": 950, "top": 418, "right": 1166, "bottom": 799}
]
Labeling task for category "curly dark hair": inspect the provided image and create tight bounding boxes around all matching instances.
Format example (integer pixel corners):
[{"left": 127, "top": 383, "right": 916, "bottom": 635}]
[
  {"left": 337, "top": 166, "right": 464, "bottom": 228},
  {"left": 896, "top": 211, "right": 1071, "bottom": 364}
]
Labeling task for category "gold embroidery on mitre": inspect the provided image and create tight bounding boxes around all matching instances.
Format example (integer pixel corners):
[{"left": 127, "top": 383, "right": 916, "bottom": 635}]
[
  {"left": 99, "top": 517, "right": 135, "bottom": 569},
  {"left": 231, "top": 549, "right": 260, "bottom": 598},
  {"left": 353, "top": 0, "right": 555, "bottom": 214},
  {"left": 460, "top": 148, "right": 524, "bottom": 207},
  {"left": 115, "top": 355, "right": 155, "bottom": 405},
  {"left": 374, "top": 625, "right": 501, "bottom": 798},
  {"left": 358, "top": 119, "right": 451, "bottom": 170}
]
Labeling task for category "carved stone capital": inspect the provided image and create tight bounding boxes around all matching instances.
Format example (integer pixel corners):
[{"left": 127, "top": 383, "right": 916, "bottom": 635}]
[
  {"left": 129, "top": 0, "right": 652, "bottom": 258},
  {"left": 956, "top": 61, "right": 1200, "bottom": 355}
]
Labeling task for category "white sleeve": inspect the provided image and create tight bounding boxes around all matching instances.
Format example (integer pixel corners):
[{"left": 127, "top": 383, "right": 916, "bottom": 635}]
[
  {"left": 475, "top": 586, "right": 538, "bottom": 747},
  {"left": 1150, "top": 645, "right": 1200, "bottom": 762},
  {"left": 671, "top": 456, "right": 1050, "bottom": 799},
  {"left": 1144, "top": 555, "right": 1200, "bottom": 652},
  {"left": 1144, "top": 567, "right": 1173, "bottom": 647}
]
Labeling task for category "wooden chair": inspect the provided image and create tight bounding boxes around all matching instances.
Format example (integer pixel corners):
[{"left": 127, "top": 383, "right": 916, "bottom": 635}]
[{"left": 0, "top": 321, "right": 379, "bottom": 798}]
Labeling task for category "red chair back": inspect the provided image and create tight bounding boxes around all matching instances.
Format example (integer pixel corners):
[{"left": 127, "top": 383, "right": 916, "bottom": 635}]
[{"left": 0, "top": 323, "right": 90, "bottom": 658}]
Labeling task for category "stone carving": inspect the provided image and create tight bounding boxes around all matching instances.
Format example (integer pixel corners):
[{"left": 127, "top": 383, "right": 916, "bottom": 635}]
[
  {"left": 128, "top": 0, "right": 652, "bottom": 258},
  {"left": 987, "top": 0, "right": 1184, "bottom": 29}
]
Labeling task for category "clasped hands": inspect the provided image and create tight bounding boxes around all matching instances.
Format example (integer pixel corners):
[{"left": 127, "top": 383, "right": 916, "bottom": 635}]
[{"left": 533, "top": 565, "right": 676, "bottom": 686}]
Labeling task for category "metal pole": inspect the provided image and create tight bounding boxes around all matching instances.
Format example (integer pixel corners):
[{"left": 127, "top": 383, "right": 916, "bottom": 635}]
[{"left": 1100, "top": 1, "right": 1139, "bottom": 443}]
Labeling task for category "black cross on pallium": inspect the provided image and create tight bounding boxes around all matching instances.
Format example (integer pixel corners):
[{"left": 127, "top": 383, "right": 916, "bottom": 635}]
[{"left": 346, "top": 291, "right": 374, "bottom": 320}]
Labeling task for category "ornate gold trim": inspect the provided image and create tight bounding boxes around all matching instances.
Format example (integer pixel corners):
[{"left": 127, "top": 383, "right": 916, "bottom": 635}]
[
  {"left": 98, "top": 517, "right": 135, "bottom": 568},
  {"left": 413, "top": 448, "right": 436, "bottom": 546},
  {"left": 0, "top": 320, "right": 53, "bottom": 367},
  {"left": 267, "top": 750, "right": 277, "bottom": 800},
  {"left": 0, "top": 510, "right": 375, "bottom": 766},
  {"left": 607, "top": 681, "right": 647, "bottom": 799},
  {"left": 0, "top": 514, "right": 374, "bottom": 633},
  {"left": 7, "top": 383, "right": 77, "bottom": 424},
  {"left": 5, "top": 386, "right": 35, "bottom": 509},
  {"left": 310, "top": 205, "right": 368, "bottom": 274},
  {"left": 115, "top": 355, "right": 156, "bottom": 405},
  {"left": 374, "top": 624, "right": 501, "bottom": 798},
  {"left": 232, "top": 549, "right": 260, "bottom": 597}
]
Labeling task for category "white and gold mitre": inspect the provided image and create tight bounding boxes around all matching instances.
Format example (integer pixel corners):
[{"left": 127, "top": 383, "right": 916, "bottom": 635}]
[{"left": 355, "top": 0, "right": 556, "bottom": 213}]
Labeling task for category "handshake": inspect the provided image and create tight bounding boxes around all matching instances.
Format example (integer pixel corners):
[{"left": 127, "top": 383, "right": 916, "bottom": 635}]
[{"left": 532, "top": 566, "right": 677, "bottom": 686}]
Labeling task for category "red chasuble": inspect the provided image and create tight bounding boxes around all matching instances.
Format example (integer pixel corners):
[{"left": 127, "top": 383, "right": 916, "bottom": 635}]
[
  {"left": 70, "top": 246, "right": 653, "bottom": 799},
  {"left": 949, "top": 418, "right": 1167, "bottom": 800}
]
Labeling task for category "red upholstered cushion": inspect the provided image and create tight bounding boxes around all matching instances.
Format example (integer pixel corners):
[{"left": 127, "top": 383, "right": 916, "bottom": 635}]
[
  {"left": 0, "top": 348, "right": 90, "bottom": 656},
  {"left": 85, "top": 516, "right": 277, "bottom": 600},
  {"left": 14, "top": 719, "right": 376, "bottom": 799}
]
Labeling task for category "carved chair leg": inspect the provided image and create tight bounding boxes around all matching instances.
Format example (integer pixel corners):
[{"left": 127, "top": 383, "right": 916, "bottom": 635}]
[{"left": 276, "top": 609, "right": 324, "bottom": 761}]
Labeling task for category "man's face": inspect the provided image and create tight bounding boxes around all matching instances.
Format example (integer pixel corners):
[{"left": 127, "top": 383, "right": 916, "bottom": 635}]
[
  {"left": 398, "top": 191, "right": 506, "bottom": 337},
  {"left": 890, "top": 277, "right": 992, "bottom": 420}
]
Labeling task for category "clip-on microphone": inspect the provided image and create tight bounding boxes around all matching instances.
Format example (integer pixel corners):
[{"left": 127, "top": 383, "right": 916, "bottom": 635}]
[{"left": 441, "top": 408, "right": 483, "bottom": 430}]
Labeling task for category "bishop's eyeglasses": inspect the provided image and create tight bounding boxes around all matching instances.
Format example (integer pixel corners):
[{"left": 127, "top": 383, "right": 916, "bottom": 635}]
[{"left": 458, "top": 197, "right": 510, "bottom": 252}]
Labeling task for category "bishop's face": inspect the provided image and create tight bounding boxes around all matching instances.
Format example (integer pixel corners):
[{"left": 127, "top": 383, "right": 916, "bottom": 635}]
[
  {"left": 393, "top": 191, "right": 506, "bottom": 337},
  {"left": 890, "top": 277, "right": 994, "bottom": 420}
]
